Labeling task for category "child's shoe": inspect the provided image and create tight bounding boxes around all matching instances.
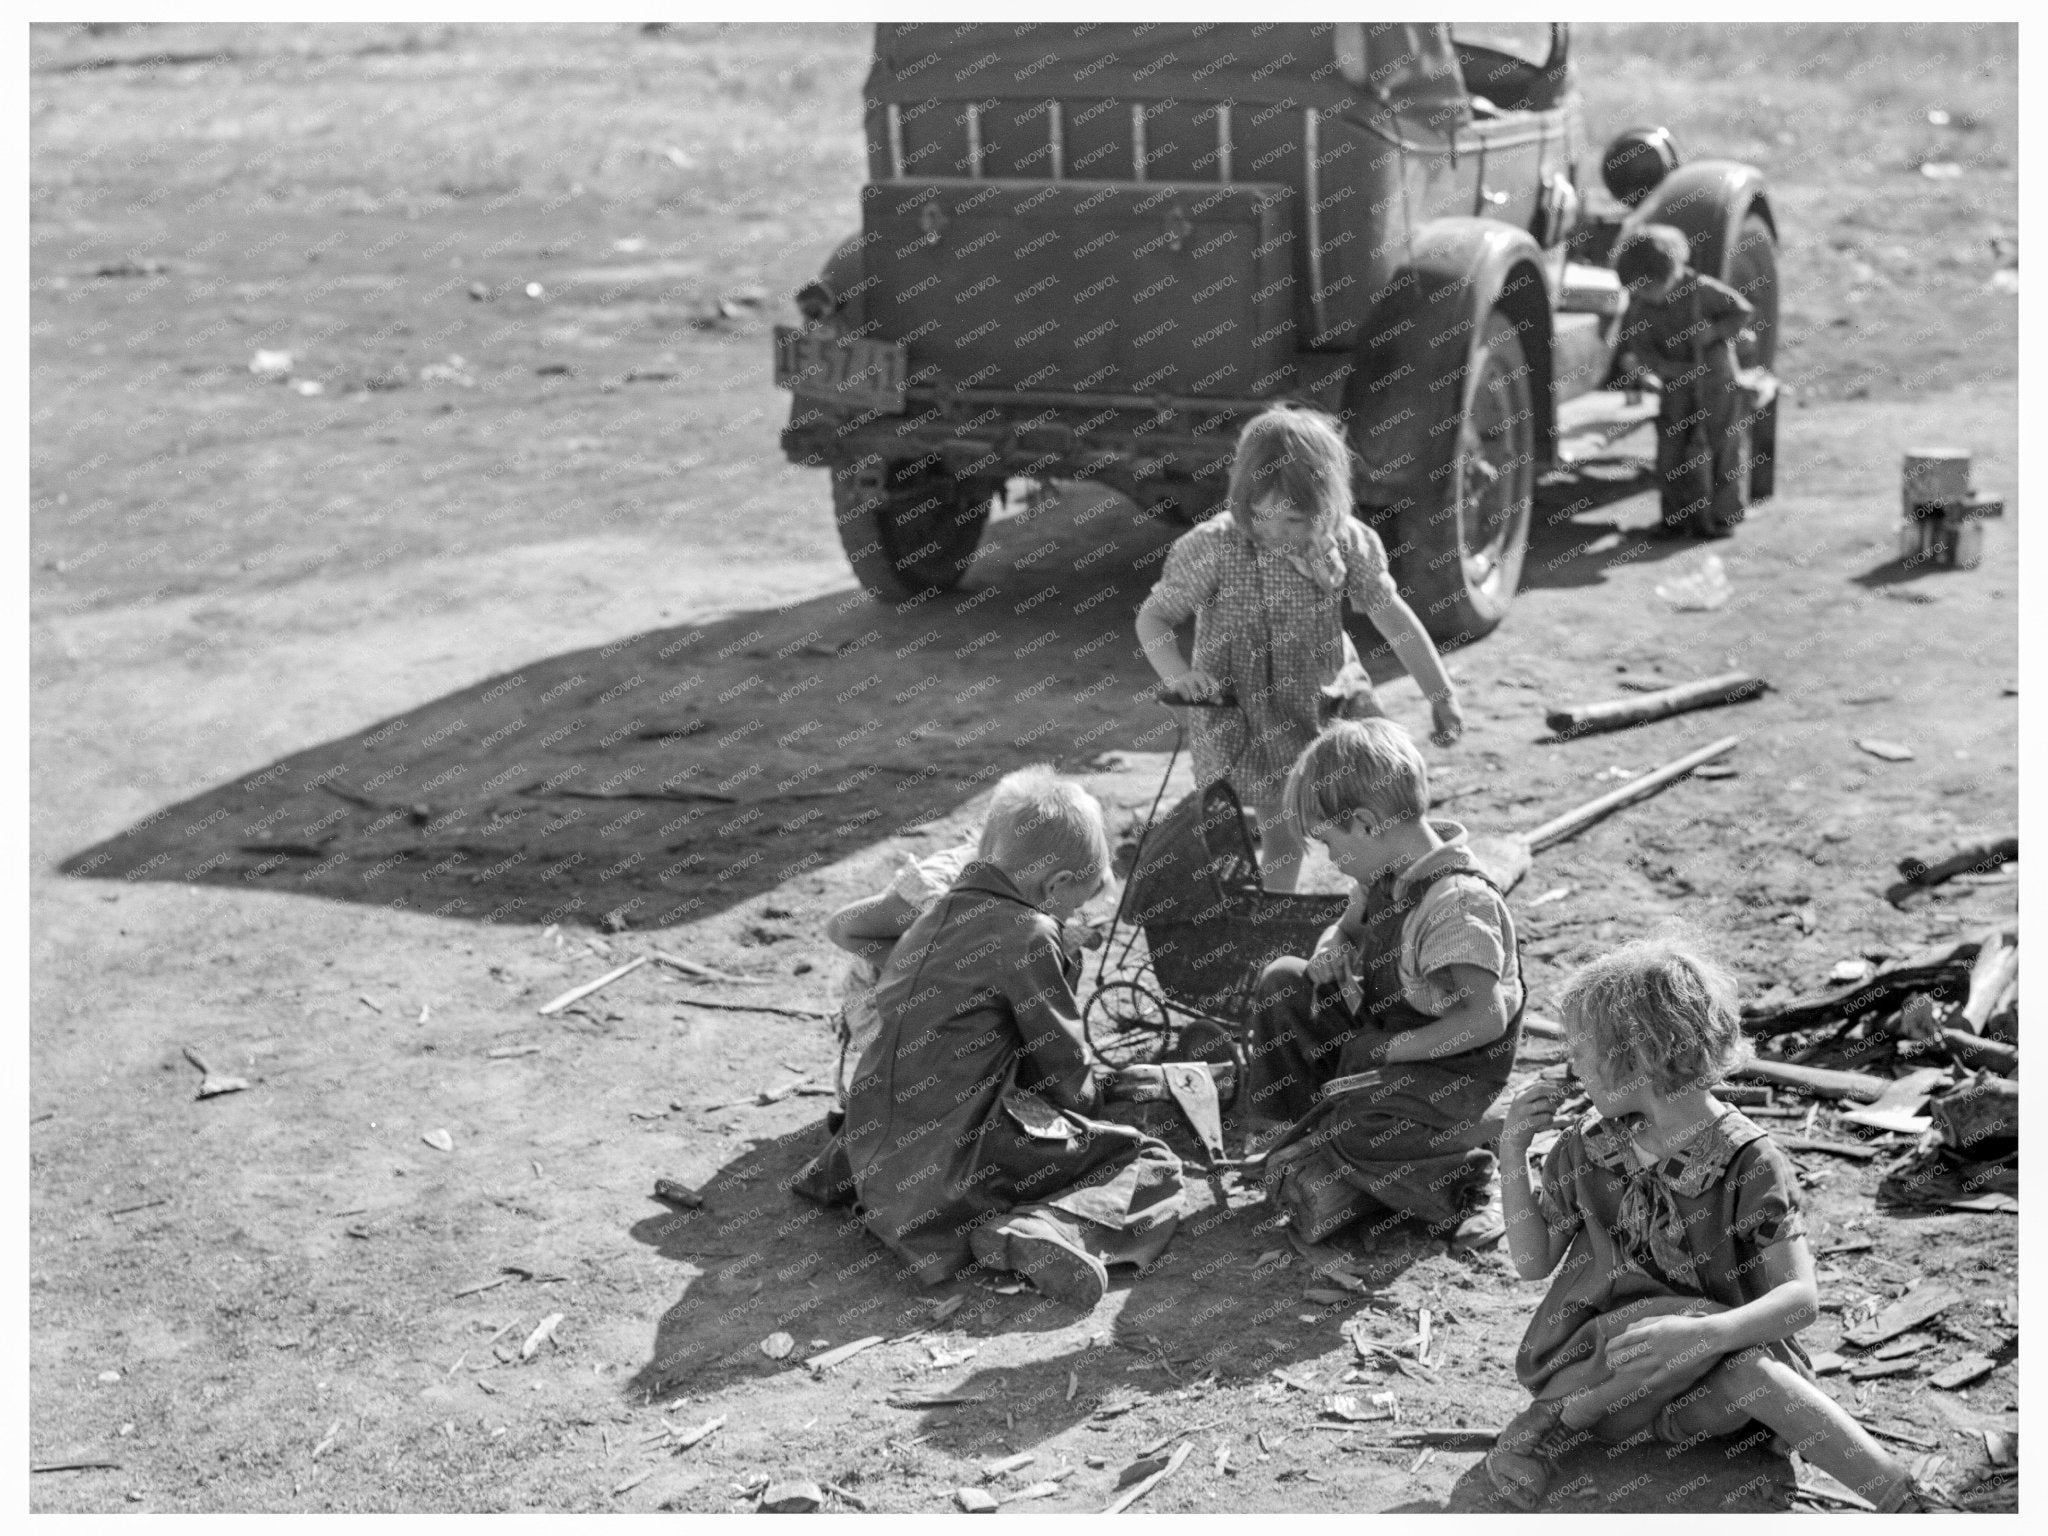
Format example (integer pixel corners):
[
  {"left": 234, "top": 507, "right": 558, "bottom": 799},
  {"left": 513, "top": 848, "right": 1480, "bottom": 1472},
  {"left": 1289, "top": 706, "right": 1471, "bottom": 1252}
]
[
  {"left": 1448, "top": 1183, "right": 1506, "bottom": 1252},
  {"left": 1485, "top": 1399, "right": 1568, "bottom": 1510},
  {"left": 984, "top": 1215, "right": 1109, "bottom": 1309}
]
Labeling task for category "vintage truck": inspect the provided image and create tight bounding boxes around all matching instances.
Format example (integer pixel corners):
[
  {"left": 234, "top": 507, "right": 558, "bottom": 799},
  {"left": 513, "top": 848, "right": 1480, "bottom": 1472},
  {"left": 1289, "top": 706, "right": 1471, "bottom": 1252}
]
[{"left": 773, "top": 22, "right": 1778, "bottom": 647}]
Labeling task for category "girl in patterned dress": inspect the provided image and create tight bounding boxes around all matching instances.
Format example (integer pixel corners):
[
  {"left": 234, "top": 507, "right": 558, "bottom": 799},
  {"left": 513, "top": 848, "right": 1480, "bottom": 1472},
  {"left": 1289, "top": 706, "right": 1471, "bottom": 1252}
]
[
  {"left": 1134, "top": 407, "right": 1464, "bottom": 891},
  {"left": 1488, "top": 939, "right": 1939, "bottom": 1512}
]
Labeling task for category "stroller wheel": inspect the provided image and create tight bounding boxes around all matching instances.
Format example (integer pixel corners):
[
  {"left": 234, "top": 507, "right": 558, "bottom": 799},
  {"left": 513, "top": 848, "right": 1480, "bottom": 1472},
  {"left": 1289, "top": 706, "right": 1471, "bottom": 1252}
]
[{"left": 1083, "top": 980, "right": 1174, "bottom": 1068}]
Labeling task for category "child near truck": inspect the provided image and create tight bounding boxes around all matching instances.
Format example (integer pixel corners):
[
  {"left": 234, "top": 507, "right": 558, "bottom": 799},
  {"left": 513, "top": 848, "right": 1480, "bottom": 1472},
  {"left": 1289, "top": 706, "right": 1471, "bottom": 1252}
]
[
  {"left": 1135, "top": 406, "right": 1465, "bottom": 892},
  {"left": 1613, "top": 223, "right": 1758, "bottom": 538}
]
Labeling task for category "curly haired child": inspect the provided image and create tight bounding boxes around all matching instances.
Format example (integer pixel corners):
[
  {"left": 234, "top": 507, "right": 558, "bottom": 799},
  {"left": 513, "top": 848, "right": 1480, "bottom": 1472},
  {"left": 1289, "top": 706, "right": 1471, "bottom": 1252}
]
[
  {"left": 1134, "top": 406, "right": 1464, "bottom": 892},
  {"left": 1487, "top": 937, "right": 1944, "bottom": 1512}
]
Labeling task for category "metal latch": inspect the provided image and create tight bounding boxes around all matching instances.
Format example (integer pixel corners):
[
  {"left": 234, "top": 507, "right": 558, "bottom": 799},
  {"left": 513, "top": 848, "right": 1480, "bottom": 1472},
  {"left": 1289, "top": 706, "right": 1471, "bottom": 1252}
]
[{"left": 918, "top": 201, "right": 948, "bottom": 245}]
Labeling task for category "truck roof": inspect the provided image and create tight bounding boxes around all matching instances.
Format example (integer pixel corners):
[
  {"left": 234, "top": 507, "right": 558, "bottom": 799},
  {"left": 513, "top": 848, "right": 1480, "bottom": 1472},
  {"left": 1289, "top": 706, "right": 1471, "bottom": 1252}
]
[{"left": 866, "top": 22, "right": 1468, "bottom": 126}]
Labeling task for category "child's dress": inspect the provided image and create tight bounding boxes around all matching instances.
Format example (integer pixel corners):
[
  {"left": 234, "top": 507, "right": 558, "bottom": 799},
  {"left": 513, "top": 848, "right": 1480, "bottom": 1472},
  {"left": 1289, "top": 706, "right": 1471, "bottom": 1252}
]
[
  {"left": 833, "top": 839, "right": 976, "bottom": 1106},
  {"left": 1517, "top": 1106, "right": 1814, "bottom": 1413},
  {"left": 1140, "top": 512, "right": 1399, "bottom": 822}
]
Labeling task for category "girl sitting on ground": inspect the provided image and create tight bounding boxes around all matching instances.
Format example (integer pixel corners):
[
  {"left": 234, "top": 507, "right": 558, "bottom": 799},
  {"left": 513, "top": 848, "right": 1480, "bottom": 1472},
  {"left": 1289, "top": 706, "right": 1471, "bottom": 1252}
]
[{"left": 1488, "top": 937, "right": 1944, "bottom": 1512}]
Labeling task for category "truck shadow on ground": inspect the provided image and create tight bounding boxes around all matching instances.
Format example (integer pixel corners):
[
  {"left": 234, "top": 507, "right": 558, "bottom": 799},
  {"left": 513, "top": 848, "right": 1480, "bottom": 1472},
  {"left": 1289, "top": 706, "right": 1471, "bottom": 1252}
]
[{"left": 57, "top": 491, "right": 1195, "bottom": 928}]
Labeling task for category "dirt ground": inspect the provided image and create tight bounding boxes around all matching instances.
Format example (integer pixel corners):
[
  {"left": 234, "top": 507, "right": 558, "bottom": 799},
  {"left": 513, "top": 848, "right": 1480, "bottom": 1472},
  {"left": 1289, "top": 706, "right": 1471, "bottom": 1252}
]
[{"left": 30, "top": 22, "right": 2018, "bottom": 1515}]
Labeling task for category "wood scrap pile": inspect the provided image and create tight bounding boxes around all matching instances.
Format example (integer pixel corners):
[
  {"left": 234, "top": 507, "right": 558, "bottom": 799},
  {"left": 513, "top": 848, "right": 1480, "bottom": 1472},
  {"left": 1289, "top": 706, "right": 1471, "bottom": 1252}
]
[{"left": 1734, "top": 924, "right": 2017, "bottom": 1215}]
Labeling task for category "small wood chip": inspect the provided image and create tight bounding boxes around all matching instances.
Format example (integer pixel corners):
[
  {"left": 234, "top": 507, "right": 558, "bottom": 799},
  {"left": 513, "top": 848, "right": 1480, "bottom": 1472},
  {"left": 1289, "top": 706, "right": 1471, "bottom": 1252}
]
[
  {"left": 671, "top": 1414, "right": 725, "bottom": 1450},
  {"left": 982, "top": 1451, "right": 1035, "bottom": 1480},
  {"left": 806, "top": 1335, "right": 885, "bottom": 1372},
  {"left": 1408, "top": 1446, "right": 1436, "bottom": 1474},
  {"left": 1855, "top": 738, "right": 1916, "bottom": 762},
  {"left": 610, "top": 1468, "right": 654, "bottom": 1498},
  {"left": 421, "top": 1128, "right": 454, "bottom": 1153},
  {"left": 1867, "top": 1422, "right": 1938, "bottom": 1451},
  {"left": 310, "top": 1419, "right": 342, "bottom": 1460},
  {"left": 1102, "top": 1441, "right": 1191, "bottom": 1514},
  {"left": 487, "top": 1045, "right": 542, "bottom": 1059},
  {"left": 452, "top": 1274, "right": 513, "bottom": 1299},
  {"left": 760, "top": 1332, "right": 795, "bottom": 1360},
  {"left": 520, "top": 1312, "right": 564, "bottom": 1360},
  {"left": 1848, "top": 1358, "right": 1923, "bottom": 1381},
  {"left": 955, "top": 1487, "right": 1000, "bottom": 1512}
]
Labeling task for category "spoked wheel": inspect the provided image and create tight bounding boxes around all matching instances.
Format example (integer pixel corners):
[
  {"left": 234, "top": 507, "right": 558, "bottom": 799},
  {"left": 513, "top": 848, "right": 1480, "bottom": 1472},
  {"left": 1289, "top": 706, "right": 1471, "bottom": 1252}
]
[
  {"left": 1082, "top": 980, "right": 1177, "bottom": 1069},
  {"left": 1383, "top": 307, "right": 1536, "bottom": 650},
  {"left": 1725, "top": 212, "right": 1779, "bottom": 501}
]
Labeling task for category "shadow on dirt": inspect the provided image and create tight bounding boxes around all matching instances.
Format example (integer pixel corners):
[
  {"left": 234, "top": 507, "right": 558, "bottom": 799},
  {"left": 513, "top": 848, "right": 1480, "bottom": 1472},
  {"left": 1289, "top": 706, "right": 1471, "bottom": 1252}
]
[
  {"left": 57, "top": 491, "right": 1195, "bottom": 929},
  {"left": 619, "top": 1105, "right": 1438, "bottom": 1446},
  {"left": 1388, "top": 1430, "right": 1796, "bottom": 1514},
  {"left": 1516, "top": 463, "right": 1719, "bottom": 596}
]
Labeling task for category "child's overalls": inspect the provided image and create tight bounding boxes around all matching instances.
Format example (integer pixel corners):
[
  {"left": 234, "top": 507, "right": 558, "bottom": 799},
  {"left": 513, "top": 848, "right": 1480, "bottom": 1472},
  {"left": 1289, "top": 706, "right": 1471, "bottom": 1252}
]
[{"left": 1254, "top": 866, "right": 1524, "bottom": 1239}]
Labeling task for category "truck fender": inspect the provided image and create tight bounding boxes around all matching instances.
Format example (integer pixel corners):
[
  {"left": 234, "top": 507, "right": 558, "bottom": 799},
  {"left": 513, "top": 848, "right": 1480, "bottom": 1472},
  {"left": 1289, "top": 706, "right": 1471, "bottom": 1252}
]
[
  {"left": 1340, "top": 217, "right": 1555, "bottom": 524},
  {"left": 1628, "top": 159, "right": 1774, "bottom": 282}
]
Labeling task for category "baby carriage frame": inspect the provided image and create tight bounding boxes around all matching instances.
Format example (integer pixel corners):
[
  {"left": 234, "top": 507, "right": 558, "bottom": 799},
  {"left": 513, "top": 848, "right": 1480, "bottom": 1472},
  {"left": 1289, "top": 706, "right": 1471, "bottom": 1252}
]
[{"left": 1083, "top": 774, "right": 1347, "bottom": 1072}]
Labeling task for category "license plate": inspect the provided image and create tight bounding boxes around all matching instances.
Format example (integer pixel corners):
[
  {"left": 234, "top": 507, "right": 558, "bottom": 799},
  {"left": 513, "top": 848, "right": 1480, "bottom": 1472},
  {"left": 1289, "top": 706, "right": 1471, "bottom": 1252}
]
[{"left": 773, "top": 326, "right": 907, "bottom": 414}]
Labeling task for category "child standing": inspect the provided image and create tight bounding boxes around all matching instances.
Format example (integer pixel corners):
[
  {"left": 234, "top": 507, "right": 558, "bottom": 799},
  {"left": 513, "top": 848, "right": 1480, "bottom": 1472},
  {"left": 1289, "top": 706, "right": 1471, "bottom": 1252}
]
[
  {"left": 1135, "top": 407, "right": 1465, "bottom": 893},
  {"left": 1613, "top": 224, "right": 1757, "bottom": 538},
  {"left": 795, "top": 767, "right": 1184, "bottom": 1308},
  {"left": 1488, "top": 939, "right": 1940, "bottom": 1512},
  {"left": 1247, "top": 719, "right": 1522, "bottom": 1252}
]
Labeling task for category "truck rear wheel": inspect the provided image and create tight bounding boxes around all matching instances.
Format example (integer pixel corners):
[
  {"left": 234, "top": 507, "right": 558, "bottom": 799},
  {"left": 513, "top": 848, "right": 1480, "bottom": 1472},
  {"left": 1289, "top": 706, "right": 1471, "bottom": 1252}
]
[
  {"left": 831, "top": 461, "right": 998, "bottom": 602},
  {"left": 1384, "top": 307, "right": 1535, "bottom": 650},
  {"left": 1726, "top": 212, "right": 1779, "bottom": 501}
]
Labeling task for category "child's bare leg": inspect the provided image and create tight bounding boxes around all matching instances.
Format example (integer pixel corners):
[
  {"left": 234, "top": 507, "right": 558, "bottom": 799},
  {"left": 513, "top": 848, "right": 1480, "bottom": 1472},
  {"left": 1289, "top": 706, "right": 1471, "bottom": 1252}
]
[
  {"left": 1258, "top": 812, "right": 1306, "bottom": 893},
  {"left": 1657, "top": 1350, "right": 1915, "bottom": 1510}
]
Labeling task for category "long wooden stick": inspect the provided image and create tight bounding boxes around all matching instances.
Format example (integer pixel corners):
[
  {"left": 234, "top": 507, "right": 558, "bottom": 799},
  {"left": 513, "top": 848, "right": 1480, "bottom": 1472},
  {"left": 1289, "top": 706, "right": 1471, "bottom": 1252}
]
[
  {"left": 1523, "top": 735, "right": 1741, "bottom": 853},
  {"left": 1546, "top": 672, "right": 1766, "bottom": 737},
  {"left": 1733, "top": 1058, "right": 1891, "bottom": 1102},
  {"left": 537, "top": 954, "right": 648, "bottom": 1016}
]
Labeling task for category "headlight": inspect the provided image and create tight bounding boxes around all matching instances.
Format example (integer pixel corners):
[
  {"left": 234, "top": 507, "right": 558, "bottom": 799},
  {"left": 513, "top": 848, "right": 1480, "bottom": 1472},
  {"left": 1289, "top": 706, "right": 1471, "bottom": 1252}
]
[
  {"left": 795, "top": 281, "right": 837, "bottom": 322},
  {"left": 1600, "top": 126, "right": 1680, "bottom": 208}
]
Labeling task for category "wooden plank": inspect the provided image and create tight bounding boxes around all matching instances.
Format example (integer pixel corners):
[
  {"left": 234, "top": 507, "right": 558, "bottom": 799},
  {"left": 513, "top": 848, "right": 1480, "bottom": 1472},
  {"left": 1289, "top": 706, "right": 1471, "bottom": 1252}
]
[
  {"left": 1843, "top": 1282, "right": 1962, "bottom": 1348},
  {"left": 1545, "top": 671, "right": 1767, "bottom": 737},
  {"left": 1931, "top": 1353, "right": 1999, "bottom": 1391},
  {"left": 1733, "top": 1059, "right": 1891, "bottom": 1102}
]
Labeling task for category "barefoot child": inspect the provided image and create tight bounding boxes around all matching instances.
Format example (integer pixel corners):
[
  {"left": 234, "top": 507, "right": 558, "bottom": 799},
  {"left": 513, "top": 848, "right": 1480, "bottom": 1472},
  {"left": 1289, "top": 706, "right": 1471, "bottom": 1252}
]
[
  {"left": 1488, "top": 939, "right": 1939, "bottom": 1511},
  {"left": 1135, "top": 406, "right": 1464, "bottom": 892},
  {"left": 1248, "top": 719, "right": 1522, "bottom": 1252},
  {"left": 794, "top": 768, "right": 1184, "bottom": 1307}
]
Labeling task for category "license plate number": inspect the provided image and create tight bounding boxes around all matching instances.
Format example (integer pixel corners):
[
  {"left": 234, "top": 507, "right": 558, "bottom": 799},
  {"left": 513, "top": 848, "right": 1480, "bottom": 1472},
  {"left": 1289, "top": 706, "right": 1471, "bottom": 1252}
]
[{"left": 773, "top": 326, "right": 907, "bottom": 414}]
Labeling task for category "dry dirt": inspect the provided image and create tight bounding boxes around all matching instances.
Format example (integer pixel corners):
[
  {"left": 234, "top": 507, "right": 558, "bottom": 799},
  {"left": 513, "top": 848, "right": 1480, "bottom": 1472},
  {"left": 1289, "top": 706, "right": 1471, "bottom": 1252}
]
[{"left": 30, "top": 21, "right": 2018, "bottom": 1515}]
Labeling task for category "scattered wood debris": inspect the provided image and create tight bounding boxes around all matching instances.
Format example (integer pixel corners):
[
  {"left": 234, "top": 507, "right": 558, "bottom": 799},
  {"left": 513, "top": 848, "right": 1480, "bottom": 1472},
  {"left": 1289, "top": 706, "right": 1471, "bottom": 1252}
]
[
  {"left": 1102, "top": 1441, "right": 1190, "bottom": 1514},
  {"left": 537, "top": 955, "right": 648, "bottom": 1016},
  {"left": 520, "top": 1312, "right": 564, "bottom": 1360},
  {"left": 805, "top": 1335, "right": 884, "bottom": 1373},
  {"left": 183, "top": 1045, "right": 249, "bottom": 1100},
  {"left": 760, "top": 1479, "right": 822, "bottom": 1512}
]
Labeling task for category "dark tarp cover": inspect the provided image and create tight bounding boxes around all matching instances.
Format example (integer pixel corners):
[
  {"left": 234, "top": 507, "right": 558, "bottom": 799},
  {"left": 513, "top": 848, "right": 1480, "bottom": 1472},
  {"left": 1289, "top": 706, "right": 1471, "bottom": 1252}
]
[{"left": 865, "top": 23, "right": 1468, "bottom": 130}]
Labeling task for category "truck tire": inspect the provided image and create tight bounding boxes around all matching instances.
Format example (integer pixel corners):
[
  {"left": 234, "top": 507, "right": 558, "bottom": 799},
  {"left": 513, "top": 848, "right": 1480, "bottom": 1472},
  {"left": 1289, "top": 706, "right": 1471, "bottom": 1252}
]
[
  {"left": 831, "top": 462, "right": 997, "bottom": 601},
  {"left": 1385, "top": 307, "right": 1536, "bottom": 650},
  {"left": 1727, "top": 212, "right": 1778, "bottom": 501}
]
